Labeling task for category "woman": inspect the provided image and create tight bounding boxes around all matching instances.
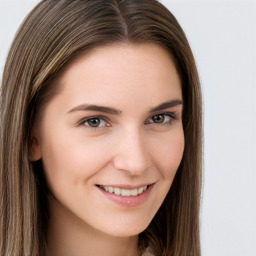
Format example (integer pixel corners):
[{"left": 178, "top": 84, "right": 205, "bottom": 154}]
[{"left": 0, "top": 0, "right": 202, "bottom": 255}]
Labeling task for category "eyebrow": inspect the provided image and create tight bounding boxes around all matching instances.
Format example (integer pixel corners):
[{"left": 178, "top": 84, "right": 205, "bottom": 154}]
[
  {"left": 68, "top": 104, "right": 121, "bottom": 115},
  {"left": 149, "top": 99, "right": 183, "bottom": 113},
  {"left": 67, "top": 99, "right": 183, "bottom": 115}
]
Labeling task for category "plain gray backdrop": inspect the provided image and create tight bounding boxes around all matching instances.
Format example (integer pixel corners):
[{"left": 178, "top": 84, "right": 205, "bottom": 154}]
[{"left": 0, "top": 0, "right": 255, "bottom": 255}]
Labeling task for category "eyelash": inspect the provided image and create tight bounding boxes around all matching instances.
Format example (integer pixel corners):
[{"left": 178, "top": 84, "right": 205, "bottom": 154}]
[
  {"left": 78, "top": 112, "right": 177, "bottom": 130},
  {"left": 145, "top": 113, "right": 177, "bottom": 125},
  {"left": 78, "top": 115, "right": 110, "bottom": 130}
]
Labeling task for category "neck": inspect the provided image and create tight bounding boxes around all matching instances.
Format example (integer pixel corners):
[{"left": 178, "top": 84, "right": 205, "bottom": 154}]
[{"left": 46, "top": 197, "right": 140, "bottom": 256}]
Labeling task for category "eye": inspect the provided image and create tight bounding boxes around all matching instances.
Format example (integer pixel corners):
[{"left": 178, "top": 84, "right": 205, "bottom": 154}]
[
  {"left": 146, "top": 113, "right": 176, "bottom": 125},
  {"left": 152, "top": 114, "right": 168, "bottom": 123},
  {"left": 81, "top": 116, "right": 109, "bottom": 128}
]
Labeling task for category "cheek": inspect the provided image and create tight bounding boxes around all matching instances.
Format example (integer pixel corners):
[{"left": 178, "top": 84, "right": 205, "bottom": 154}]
[
  {"left": 150, "top": 128, "right": 184, "bottom": 179},
  {"left": 40, "top": 130, "right": 112, "bottom": 183}
]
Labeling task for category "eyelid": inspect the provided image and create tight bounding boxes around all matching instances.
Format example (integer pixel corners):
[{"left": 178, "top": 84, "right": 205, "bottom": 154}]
[
  {"left": 145, "top": 112, "right": 178, "bottom": 125},
  {"left": 76, "top": 111, "right": 181, "bottom": 129},
  {"left": 77, "top": 115, "right": 110, "bottom": 128}
]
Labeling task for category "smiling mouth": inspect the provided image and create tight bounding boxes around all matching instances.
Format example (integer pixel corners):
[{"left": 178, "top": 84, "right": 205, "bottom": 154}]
[{"left": 96, "top": 185, "right": 149, "bottom": 197}]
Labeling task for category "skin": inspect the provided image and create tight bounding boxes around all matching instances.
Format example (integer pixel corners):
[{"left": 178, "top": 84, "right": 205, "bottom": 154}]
[{"left": 30, "top": 43, "right": 184, "bottom": 256}]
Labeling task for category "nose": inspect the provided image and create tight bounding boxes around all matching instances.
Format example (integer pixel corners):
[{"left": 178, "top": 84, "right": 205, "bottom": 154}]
[{"left": 113, "top": 128, "right": 151, "bottom": 175}]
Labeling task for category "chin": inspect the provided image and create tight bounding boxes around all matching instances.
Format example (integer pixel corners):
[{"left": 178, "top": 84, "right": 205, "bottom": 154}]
[{"left": 97, "top": 217, "right": 151, "bottom": 238}]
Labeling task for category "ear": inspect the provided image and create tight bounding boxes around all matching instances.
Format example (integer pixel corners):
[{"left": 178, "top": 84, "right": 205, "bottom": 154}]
[{"left": 29, "top": 135, "right": 42, "bottom": 161}]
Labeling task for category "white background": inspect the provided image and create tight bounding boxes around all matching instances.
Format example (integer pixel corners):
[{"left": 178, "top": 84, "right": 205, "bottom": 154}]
[{"left": 0, "top": 0, "right": 255, "bottom": 255}]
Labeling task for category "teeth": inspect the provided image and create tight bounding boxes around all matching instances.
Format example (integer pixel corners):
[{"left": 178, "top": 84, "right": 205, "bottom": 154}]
[
  {"left": 122, "top": 189, "right": 131, "bottom": 196},
  {"left": 138, "top": 187, "right": 144, "bottom": 194},
  {"left": 100, "top": 185, "right": 148, "bottom": 196},
  {"left": 130, "top": 189, "right": 138, "bottom": 196},
  {"left": 113, "top": 187, "right": 121, "bottom": 195},
  {"left": 108, "top": 187, "right": 114, "bottom": 193}
]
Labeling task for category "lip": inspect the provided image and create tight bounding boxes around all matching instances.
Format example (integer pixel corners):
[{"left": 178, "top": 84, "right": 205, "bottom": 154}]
[
  {"left": 96, "top": 183, "right": 154, "bottom": 207},
  {"left": 97, "top": 183, "right": 151, "bottom": 190}
]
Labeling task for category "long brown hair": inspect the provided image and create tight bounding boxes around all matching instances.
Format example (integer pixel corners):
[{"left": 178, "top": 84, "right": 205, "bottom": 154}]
[{"left": 0, "top": 1, "right": 202, "bottom": 255}]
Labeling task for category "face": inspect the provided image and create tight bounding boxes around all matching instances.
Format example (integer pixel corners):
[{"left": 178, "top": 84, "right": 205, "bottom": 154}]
[{"left": 31, "top": 43, "right": 184, "bottom": 237}]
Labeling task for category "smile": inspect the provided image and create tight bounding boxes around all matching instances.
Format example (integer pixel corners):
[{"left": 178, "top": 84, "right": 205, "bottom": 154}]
[
  {"left": 96, "top": 184, "right": 154, "bottom": 207},
  {"left": 98, "top": 185, "right": 148, "bottom": 197}
]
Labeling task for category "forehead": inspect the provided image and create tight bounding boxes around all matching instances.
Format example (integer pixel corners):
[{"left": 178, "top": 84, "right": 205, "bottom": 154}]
[{"left": 44, "top": 43, "right": 182, "bottom": 116}]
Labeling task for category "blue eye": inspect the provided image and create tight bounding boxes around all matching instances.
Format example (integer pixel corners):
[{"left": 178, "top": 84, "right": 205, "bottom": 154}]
[{"left": 82, "top": 117, "right": 108, "bottom": 128}]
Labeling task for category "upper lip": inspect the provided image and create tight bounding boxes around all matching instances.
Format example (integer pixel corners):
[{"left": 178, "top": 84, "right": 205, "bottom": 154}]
[{"left": 96, "top": 183, "right": 154, "bottom": 189}]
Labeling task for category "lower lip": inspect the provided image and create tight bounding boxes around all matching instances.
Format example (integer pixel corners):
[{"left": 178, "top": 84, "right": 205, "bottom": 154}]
[{"left": 97, "top": 185, "right": 153, "bottom": 207}]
